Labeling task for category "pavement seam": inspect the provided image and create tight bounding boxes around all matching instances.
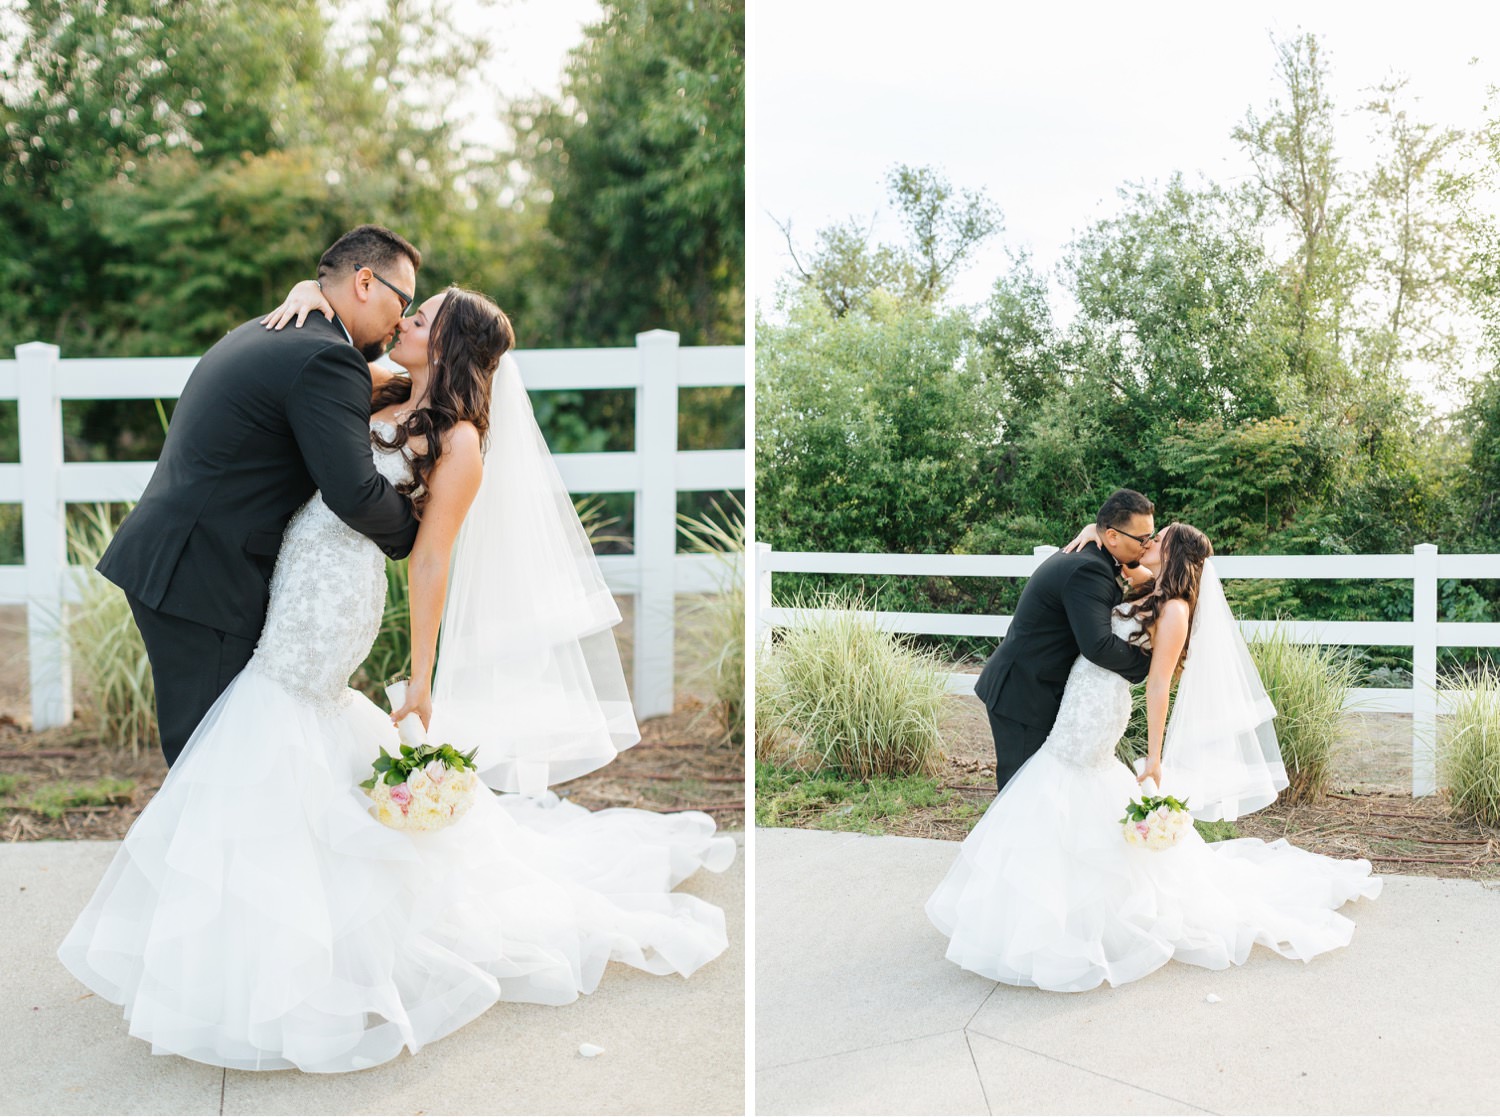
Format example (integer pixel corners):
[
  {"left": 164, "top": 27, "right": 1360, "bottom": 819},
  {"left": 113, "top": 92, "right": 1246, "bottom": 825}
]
[
  {"left": 964, "top": 981, "right": 1000, "bottom": 1030},
  {"left": 218, "top": 1068, "right": 226, "bottom": 1115},
  {"left": 963, "top": 1031, "right": 994, "bottom": 1117},
  {"left": 755, "top": 1026, "right": 971, "bottom": 1072},
  {"left": 962, "top": 1025, "right": 1221, "bottom": 1116}
]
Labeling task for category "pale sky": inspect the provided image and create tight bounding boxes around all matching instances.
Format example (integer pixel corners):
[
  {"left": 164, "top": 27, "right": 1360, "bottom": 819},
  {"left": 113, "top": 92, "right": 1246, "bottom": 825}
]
[
  {"left": 447, "top": 0, "right": 602, "bottom": 147},
  {"left": 751, "top": 1, "right": 1499, "bottom": 407}
]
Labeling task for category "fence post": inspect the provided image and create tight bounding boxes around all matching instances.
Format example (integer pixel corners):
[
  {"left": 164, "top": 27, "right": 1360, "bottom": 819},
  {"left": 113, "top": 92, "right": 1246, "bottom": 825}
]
[
  {"left": 1412, "top": 543, "right": 1438, "bottom": 796},
  {"left": 755, "top": 541, "right": 773, "bottom": 650},
  {"left": 633, "top": 330, "right": 680, "bottom": 719},
  {"left": 16, "top": 342, "right": 72, "bottom": 729}
]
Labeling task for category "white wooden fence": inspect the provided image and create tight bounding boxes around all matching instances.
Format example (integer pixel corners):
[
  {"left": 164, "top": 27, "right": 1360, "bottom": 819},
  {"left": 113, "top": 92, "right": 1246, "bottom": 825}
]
[
  {"left": 755, "top": 542, "right": 1500, "bottom": 797},
  {"left": 2, "top": 331, "right": 745, "bottom": 730}
]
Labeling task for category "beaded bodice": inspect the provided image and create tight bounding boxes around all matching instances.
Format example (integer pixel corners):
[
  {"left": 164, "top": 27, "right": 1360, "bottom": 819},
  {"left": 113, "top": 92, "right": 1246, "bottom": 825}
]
[
  {"left": 243, "top": 421, "right": 410, "bottom": 713},
  {"left": 1039, "top": 609, "right": 1147, "bottom": 770}
]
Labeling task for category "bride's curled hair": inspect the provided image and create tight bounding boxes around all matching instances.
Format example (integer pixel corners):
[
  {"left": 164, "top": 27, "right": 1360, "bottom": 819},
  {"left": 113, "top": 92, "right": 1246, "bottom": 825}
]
[
  {"left": 1125, "top": 523, "right": 1213, "bottom": 664},
  {"left": 371, "top": 286, "right": 515, "bottom": 514}
]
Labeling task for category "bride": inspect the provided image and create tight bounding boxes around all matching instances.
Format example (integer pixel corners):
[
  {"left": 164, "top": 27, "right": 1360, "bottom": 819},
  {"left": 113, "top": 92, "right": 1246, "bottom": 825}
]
[
  {"left": 926, "top": 522, "right": 1380, "bottom": 992},
  {"left": 58, "top": 281, "right": 734, "bottom": 1072}
]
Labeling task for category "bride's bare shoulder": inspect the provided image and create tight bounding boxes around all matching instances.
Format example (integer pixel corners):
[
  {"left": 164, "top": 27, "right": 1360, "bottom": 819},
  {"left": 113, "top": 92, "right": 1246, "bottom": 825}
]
[
  {"left": 440, "top": 419, "right": 482, "bottom": 459},
  {"left": 1162, "top": 597, "right": 1191, "bottom": 618}
]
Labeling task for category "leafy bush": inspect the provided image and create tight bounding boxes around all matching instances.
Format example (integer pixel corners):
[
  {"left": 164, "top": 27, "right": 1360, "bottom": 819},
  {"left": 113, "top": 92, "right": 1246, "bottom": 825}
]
[
  {"left": 65, "top": 505, "right": 158, "bottom": 755},
  {"left": 678, "top": 494, "right": 745, "bottom": 745},
  {"left": 1248, "top": 625, "right": 1357, "bottom": 802},
  {"left": 756, "top": 592, "right": 947, "bottom": 779},
  {"left": 1438, "top": 666, "right": 1500, "bottom": 826},
  {"left": 755, "top": 298, "right": 1006, "bottom": 559}
]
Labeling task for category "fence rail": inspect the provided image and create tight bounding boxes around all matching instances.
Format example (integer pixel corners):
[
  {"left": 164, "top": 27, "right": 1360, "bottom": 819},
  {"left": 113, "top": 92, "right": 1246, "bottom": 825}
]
[
  {"left": 755, "top": 541, "right": 1500, "bottom": 797},
  {"left": 5, "top": 332, "right": 745, "bottom": 731}
]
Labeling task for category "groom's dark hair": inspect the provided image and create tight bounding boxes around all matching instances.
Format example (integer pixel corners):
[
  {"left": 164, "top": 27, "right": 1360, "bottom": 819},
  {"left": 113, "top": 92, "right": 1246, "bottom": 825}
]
[
  {"left": 317, "top": 224, "right": 422, "bottom": 280},
  {"left": 1096, "top": 488, "right": 1154, "bottom": 531}
]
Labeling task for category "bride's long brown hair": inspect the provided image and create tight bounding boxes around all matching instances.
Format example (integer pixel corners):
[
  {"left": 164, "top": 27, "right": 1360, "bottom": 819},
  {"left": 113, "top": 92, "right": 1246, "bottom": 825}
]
[
  {"left": 1125, "top": 522, "right": 1213, "bottom": 665},
  {"left": 371, "top": 286, "right": 514, "bottom": 515}
]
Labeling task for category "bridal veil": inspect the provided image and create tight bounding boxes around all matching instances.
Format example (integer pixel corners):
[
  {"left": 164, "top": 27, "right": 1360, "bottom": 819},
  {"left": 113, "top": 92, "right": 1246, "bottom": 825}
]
[
  {"left": 427, "top": 353, "right": 640, "bottom": 795},
  {"left": 1161, "top": 560, "right": 1290, "bottom": 820}
]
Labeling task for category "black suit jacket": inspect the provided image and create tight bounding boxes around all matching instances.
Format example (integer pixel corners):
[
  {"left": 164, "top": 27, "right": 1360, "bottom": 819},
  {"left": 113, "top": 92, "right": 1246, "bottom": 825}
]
[
  {"left": 974, "top": 542, "right": 1151, "bottom": 729},
  {"left": 97, "top": 314, "right": 419, "bottom": 639}
]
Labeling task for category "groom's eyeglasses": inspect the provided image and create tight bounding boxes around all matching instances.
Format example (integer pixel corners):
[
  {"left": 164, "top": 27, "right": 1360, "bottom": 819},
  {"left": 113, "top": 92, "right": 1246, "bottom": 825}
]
[
  {"left": 361, "top": 266, "right": 413, "bottom": 313},
  {"left": 1113, "top": 527, "right": 1159, "bottom": 546}
]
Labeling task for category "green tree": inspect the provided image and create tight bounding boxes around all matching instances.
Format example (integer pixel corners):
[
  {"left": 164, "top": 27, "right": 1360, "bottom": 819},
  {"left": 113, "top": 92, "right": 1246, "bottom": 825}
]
[
  {"left": 1358, "top": 78, "right": 1467, "bottom": 383},
  {"left": 0, "top": 0, "right": 333, "bottom": 349},
  {"left": 510, "top": 0, "right": 745, "bottom": 346},
  {"left": 1233, "top": 31, "right": 1359, "bottom": 397},
  {"left": 756, "top": 291, "right": 1001, "bottom": 556},
  {"left": 1060, "top": 177, "right": 1293, "bottom": 429},
  {"left": 776, "top": 163, "right": 1001, "bottom": 319}
]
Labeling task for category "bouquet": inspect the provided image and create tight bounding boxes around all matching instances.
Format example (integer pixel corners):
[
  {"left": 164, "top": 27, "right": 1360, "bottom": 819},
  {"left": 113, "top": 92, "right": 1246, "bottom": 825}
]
[
  {"left": 361, "top": 681, "right": 481, "bottom": 832},
  {"left": 1120, "top": 778, "right": 1193, "bottom": 850}
]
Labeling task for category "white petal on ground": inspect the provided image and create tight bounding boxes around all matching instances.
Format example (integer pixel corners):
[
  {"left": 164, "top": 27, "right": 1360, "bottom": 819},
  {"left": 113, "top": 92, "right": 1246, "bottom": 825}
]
[
  {"left": 579, "top": 1043, "right": 605, "bottom": 1058},
  {"left": 1205, "top": 993, "right": 1222, "bottom": 1004}
]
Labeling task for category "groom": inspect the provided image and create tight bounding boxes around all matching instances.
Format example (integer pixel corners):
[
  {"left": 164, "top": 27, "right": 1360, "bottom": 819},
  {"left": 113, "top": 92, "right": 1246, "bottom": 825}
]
[
  {"left": 974, "top": 489, "right": 1157, "bottom": 791},
  {"left": 97, "top": 224, "right": 424, "bottom": 767}
]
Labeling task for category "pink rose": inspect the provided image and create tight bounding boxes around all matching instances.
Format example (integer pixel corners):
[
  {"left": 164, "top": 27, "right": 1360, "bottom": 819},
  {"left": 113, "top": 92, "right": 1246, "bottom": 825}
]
[
  {"left": 390, "top": 783, "right": 412, "bottom": 813},
  {"left": 1136, "top": 822, "right": 1150, "bottom": 836}
]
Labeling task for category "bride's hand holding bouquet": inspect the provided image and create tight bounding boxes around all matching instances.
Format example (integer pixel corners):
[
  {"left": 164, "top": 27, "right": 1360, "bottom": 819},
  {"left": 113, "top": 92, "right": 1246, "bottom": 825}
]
[
  {"left": 363, "top": 680, "right": 479, "bottom": 831},
  {"left": 1121, "top": 774, "right": 1192, "bottom": 850},
  {"left": 390, "top": 676, "right": 433, "bottom": 735}
]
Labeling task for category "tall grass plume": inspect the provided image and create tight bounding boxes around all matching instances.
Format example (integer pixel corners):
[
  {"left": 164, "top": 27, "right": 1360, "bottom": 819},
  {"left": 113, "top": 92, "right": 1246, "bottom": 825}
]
[
  {"left": 65, "top": 504, "right": 158, "bottom": 755},
  {"left": 1439, "top": 665, "right": 1500, "bottom": 826},
  {"left": 1248, "top": 624, "right": 1356, "bottom": 803},
  {"left": 678, "top": 494, "right": 744, "bottom": 745},
  {"left": 757, "top": 591, "right": 946, "bottom": 779}
]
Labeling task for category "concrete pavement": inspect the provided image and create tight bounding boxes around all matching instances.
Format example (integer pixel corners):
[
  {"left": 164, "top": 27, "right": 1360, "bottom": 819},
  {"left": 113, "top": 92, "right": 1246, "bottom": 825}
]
[
  {"left": 756, "top": 827, "right": 1500, "bottom": 1116},
  {"left": 3, "top": 834, "right": 745, "bottom": 1117}
]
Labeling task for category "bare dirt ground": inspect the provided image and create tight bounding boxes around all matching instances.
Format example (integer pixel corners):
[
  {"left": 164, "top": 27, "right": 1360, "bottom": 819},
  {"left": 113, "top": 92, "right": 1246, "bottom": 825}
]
[
  {"left": 0, "top": 599, "right": 745, "bottom": 841},
  {"left": 885, "top": 694, "right": 1500, "bottom": 882}
]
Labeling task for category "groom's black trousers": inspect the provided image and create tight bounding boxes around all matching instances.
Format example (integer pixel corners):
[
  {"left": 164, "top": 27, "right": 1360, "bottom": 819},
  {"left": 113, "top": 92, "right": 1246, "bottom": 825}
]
[
  {"left": 125, "top": 592, "right": 256, "bottom": 768},
  {"left": 988, "top": 709, "right": 1051, "bottom": 793}
]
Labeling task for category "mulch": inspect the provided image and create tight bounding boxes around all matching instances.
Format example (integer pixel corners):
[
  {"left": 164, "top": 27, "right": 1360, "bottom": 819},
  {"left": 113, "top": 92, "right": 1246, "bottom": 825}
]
[
  {"left": 0, "top": 696, "right": 745, "bottom": 841},
  {"left": 1234, "top": 792, "right": 1500, "bottom": 882},
  {"left": 809, "top": 696, "right": 1500, "bottom": 882}
]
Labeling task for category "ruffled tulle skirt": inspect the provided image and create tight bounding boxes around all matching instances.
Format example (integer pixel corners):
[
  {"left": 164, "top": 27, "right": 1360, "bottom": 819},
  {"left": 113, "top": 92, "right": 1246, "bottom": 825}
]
[
  {"left": 57, "top": 669, "right": 735, "bottom": 1072},
  {"left": 925, "top": 749, "right": 1380, "bottom": 993}
]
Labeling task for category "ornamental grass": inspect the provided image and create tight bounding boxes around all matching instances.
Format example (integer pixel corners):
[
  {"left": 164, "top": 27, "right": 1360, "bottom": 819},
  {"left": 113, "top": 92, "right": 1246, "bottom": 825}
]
[
  {"left": 677, "top": 494, "right": 745, "bottom": 746},
  {"left": 1248, "top": 624, "right": 1357, "bottom": 803},
  {"left": 65, "top": 504, "right": 157, "bottom": 756},
  {"left": 756, "top": 592, "right": 946, "bottom": 780},
  {"left": 1439, "top": 665, "right": 1500, "bottom": 827}
]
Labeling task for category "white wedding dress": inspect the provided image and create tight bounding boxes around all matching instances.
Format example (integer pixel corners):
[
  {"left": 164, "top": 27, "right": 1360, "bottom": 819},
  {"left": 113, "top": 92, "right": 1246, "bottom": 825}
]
[
  {"left": 59, "top": 421, "right": 734, "bottom": 1072},
  {"left": 926, "top": 608, "right": 1380, "bottom": 993}
]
